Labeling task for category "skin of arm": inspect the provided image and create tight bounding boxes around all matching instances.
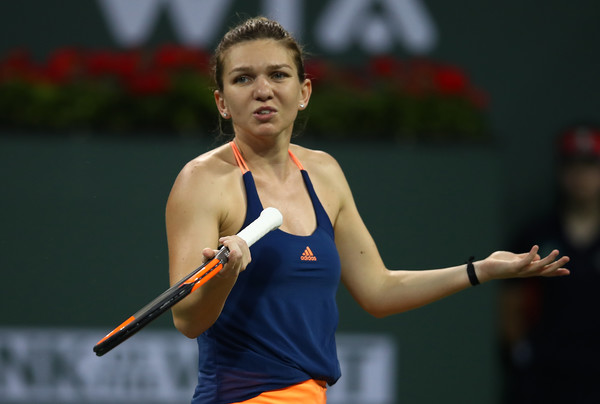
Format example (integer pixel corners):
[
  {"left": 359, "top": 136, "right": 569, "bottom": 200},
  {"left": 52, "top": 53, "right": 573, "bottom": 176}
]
[
  {"left": 166, "top": 148, "right": 251, "bottom": 339},
  {"left": 310, "top": 152, "right": 570, "bottom": 319}
]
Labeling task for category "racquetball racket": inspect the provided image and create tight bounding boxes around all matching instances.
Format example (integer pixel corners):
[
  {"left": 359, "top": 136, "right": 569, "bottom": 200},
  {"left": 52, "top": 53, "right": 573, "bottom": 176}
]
[{"left": 93, "top": 207, "right": 283, "bottom": 356}]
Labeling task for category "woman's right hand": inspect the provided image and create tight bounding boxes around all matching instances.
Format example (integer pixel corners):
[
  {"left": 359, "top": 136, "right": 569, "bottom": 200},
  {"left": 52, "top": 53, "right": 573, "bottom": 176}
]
[{"left": 202, "top": 235, "right": 252, "bottom": 278}]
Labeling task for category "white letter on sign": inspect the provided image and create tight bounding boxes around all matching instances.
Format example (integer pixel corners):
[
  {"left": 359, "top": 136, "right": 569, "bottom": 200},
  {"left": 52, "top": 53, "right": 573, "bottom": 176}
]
[
  {"left": 315, "top": 0, "right": 437, "bottom": 54},
  {"left": 97, "top": 0, "right": 233, "bottom": 47}
]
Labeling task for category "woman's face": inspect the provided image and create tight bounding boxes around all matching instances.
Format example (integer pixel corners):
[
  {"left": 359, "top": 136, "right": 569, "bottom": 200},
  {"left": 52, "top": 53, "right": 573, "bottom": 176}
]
[{"left": 214, "top": 39, "right": 311, "bottom": 140}]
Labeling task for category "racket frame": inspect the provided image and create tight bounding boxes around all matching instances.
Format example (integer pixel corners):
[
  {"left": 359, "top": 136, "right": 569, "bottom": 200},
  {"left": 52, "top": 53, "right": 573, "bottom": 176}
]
[
  {"left": 93, "top": 247, "right": 229, "bottom": 356},
  {"left": 93, "top": 207, "right": 282, "bottom": 356}
]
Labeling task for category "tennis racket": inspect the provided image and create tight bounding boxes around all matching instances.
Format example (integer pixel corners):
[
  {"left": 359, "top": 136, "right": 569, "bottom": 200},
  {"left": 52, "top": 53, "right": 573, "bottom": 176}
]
[{"left": 93, "top": 207, "right": 283, "bottom": 356}]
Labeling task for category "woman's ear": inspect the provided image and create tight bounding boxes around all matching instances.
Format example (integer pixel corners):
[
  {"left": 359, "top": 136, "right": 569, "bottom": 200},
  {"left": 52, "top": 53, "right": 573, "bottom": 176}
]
[
  {"left": 298, "top": 78, "right": 312, "bottom": 110},
  {"left": 214, "top": 90, "right": 230, "bottom": 118}
]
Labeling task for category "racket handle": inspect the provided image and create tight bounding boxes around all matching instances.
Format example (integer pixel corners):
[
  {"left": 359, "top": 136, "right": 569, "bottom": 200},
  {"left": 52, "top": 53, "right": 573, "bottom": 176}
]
[{"left": 237, "top": 207, "right": 283, "bottom": 247}]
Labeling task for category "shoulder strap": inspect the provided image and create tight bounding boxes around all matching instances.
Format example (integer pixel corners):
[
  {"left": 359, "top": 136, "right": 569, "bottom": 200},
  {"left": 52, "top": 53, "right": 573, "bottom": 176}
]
[
  {"left": 229, "top": 141, "right": 249, "bottom": 174},
  {"left": 288, "top": 150, "right": 304, "bottom": 170},
  {"left": 230, "top": 141, "right": 304, "bottom": 172}
]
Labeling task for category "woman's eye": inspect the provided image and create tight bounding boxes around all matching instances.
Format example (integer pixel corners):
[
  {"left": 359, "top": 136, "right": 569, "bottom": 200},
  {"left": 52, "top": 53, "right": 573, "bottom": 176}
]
[
  {"left": 272, "top": 71, "right": 289, "bottom": 80},
  {"left": 234, "top": 75, "right": 250, "bottom": 84}
]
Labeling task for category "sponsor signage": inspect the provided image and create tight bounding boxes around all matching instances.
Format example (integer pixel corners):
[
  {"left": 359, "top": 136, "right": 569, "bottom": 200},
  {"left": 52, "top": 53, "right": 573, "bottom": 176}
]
[
  {"left": 0, "top": 328, "right": 396, "bottom": 403},
  {"left": 96, "top": 0, "right": 437, "bottom": 55}
]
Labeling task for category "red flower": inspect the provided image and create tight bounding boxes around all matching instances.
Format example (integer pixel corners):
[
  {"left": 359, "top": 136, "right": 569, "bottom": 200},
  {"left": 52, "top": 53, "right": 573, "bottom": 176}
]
[
  {"left": 153, "top": 43, "right": 210, "bottom": 72},
  {"left": 0, "top": 49, "right": 33, "bottom": 76},
  {"left": 370, "top": 56, "right": 398, "bottom": 78},
  {"left": 111, "top": 50, "right": 141, "bottom": 79},
  {"left": 45, "top": 47, "right": 82, "bottom": 83},
  {"left": 434, "top": 64, "right": 468, "bottom": 95},
  {"left": 403, "top": 58, "right": 436, "bottom": 96},
  {"left": 84, "top": 49, "right": 141, "bottom": 80},
  {"left": 127, "top": 69, "right": 170, "bottom": 95}
]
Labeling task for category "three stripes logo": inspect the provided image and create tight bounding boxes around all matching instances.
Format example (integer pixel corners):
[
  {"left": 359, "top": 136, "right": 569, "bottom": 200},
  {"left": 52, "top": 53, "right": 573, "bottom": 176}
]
[{"left": 301, "top": 246, "right": 317, "bottom": 261}]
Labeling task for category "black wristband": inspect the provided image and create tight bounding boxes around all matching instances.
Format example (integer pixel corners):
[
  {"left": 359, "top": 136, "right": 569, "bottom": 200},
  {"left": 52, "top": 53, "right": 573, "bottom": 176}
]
[{"left": 466, "top": 256, "right": 480, "bottom": 286}]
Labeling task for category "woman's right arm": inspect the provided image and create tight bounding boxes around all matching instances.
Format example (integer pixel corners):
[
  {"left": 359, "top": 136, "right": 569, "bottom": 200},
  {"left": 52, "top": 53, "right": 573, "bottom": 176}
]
[{"left": 165, "top": 157, "right": 250, "bottom": 339}]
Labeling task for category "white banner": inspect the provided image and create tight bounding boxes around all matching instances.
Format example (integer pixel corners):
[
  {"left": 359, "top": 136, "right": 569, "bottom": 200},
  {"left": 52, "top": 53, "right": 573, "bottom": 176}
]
[
  {"left": 95, "top": 0, "right": 437, "bottom": 54},
  {"left": 0, "top": 328, "right": 396, "bottom": 404}
]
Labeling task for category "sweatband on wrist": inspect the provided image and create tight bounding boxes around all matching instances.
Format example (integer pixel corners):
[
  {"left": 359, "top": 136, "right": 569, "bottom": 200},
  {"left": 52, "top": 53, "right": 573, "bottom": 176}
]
[{"left": 466, "top": 256, "right": 480, "bottom": 286}]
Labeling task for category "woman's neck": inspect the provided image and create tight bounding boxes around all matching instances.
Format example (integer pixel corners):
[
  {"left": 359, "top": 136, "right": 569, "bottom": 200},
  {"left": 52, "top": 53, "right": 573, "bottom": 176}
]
[{"left": 232, "top": 135, "right": 293, "bottom": 179}]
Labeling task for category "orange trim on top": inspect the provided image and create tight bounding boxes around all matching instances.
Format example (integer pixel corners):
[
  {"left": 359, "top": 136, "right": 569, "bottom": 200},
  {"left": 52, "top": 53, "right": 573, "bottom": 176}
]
[
  {"left": 288, "top": 150, "right": 304, "bottom": 170},
  {"left": 230, "top": 142, "right": 249, "bottom": 174},
  {"left": 230, "top": 142, "right": 305, "bottom": 172}
]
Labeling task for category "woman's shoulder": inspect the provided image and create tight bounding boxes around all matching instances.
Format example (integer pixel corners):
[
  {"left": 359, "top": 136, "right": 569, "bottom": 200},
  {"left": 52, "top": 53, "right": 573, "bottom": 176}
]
[
  {"left": 289, "top": 143, "right": 350, "bottom": 194},
  {"left": 168, "top": 142, "right": 241, "bottom": 205},
  {"left": 178, "top": 142, "right": 238, "bottom": 181},
  {"left": 289, "top": 143, "right": 342, "bottom": 172}
]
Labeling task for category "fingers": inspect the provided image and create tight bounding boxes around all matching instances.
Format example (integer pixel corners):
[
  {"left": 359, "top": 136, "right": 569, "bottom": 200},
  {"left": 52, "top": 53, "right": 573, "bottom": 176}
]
[
  {"left": 538, "top": 255, "right": 570, "bottom": 277},
  {"left": 216, "top": 235, "right": 251, "bottom": 278},
  {"left": 202, "top": 247, "right": 216, "bottom": 260},
  {"left": 484, "top": 246, "right": 569, "bottom": 281},
  {"left": 524, "top": 249, "right": 570, "bottom": 277},
  {"left": 509, "top": 245, "right": 540, "bottom": 267},
  {"left": 521, "top": 245, "right": 539, "bottom": 264},
  {"left": 200, "top": 236, "right": 252, "bottom": 279},
  {"left": 535, "top": 249, "right": 559, "bottom": 267}
]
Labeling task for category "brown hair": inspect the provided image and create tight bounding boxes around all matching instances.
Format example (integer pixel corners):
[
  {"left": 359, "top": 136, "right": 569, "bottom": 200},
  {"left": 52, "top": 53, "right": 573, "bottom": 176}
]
[{"left": 211, "top": 17, "right": 306, "bottom": 91}]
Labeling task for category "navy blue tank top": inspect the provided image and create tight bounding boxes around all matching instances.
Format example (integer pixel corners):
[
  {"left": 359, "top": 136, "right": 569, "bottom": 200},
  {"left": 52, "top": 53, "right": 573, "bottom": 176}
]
[{"left": 191, "top": 144, "right": 341, "bottom": 403}]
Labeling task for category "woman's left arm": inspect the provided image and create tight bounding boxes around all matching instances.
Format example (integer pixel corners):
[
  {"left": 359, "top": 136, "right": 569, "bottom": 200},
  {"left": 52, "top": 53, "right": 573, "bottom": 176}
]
[{"left": 329, "top": 163, "right": 570, "bottom": 318}]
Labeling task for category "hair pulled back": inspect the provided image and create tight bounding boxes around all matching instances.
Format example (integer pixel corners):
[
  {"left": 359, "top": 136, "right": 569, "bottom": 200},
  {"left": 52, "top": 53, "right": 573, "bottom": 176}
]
[{"left": 212, "top": 17, "right": 306, "bottom": 91}]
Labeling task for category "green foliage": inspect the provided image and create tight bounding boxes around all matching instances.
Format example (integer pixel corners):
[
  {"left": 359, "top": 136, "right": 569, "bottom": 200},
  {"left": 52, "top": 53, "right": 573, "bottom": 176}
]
[{"left": 0, "top": 47, "right": 491, "bottom": 141}]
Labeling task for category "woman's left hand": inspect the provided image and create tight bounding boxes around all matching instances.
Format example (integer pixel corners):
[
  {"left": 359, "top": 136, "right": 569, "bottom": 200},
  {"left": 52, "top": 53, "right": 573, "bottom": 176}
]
[{"left": 477, "top": 245, "right": 570, "bottom": 282}]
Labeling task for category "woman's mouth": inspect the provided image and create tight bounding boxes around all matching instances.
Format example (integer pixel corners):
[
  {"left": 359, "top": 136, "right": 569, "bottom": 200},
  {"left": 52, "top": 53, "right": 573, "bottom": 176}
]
[{"left": 253, "top": 107, "right": 277, "bottom": 120}]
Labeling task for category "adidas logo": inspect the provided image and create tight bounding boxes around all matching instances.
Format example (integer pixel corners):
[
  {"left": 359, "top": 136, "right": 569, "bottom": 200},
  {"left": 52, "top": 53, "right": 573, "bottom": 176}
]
[{"left": 301, "top": 246, "right": 317, "bottom": 261}]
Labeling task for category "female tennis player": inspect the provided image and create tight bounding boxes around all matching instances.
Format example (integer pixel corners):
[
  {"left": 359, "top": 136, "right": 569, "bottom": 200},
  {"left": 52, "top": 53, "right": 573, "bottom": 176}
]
[{"left": 166, "top": 17, "right": 570, "bottom": 404}]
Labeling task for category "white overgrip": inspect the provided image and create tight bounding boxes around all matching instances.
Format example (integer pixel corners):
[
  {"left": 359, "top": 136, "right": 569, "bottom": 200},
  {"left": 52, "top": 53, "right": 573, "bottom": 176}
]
[{"left": 236, "top": 207, "right": 283, "bottom": 247}]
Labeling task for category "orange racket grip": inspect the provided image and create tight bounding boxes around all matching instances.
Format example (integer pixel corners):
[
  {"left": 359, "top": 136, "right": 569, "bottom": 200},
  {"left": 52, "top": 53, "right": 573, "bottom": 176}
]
[{"left": 96, "top": 315, "right": 136, "bottom": 345}]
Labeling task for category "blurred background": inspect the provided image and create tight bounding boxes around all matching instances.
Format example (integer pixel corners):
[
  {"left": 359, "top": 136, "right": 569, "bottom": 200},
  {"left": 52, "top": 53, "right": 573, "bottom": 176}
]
[{"left": 1, "top": 1, "right": 599, "bottom": 403}]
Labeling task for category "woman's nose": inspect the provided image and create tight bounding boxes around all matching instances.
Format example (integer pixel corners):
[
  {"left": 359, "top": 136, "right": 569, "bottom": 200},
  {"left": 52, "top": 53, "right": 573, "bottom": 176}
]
[{"left": 253, "top": 76, "right": 273, "bottom": 100}]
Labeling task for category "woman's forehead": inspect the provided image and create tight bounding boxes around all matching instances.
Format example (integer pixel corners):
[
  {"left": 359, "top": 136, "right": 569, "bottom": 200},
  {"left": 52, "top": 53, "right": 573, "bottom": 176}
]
[{"left": 222, "top": 39, "right": 295, "bottom": 71}]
